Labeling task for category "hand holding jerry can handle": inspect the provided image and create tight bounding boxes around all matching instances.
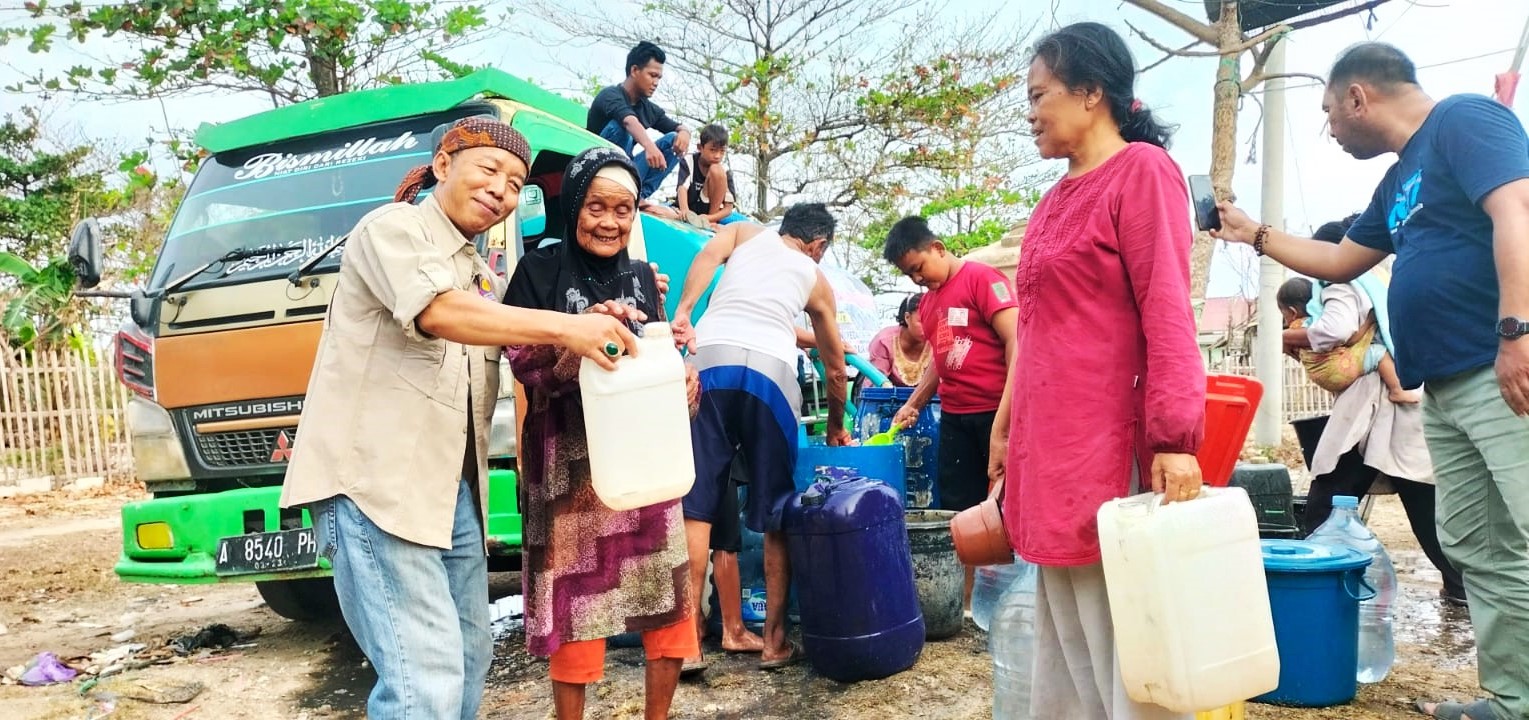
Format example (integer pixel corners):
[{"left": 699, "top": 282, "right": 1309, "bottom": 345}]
[{"left": 1151, "top": 452, "right": 1203, "bottom": 505}]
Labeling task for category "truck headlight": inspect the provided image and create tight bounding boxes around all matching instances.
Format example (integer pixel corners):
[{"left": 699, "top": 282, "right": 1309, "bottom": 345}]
[
  {"left": 125, "top": 396, "right": 192, "bottom": 483},
  {"left": 488, "top": 396, "right": 517, "bottom": 459}
]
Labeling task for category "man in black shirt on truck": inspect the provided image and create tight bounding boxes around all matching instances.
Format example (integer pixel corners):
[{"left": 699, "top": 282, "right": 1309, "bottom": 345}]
[{"left": 587, "top": 41, "right": 692, "bottom": 200}]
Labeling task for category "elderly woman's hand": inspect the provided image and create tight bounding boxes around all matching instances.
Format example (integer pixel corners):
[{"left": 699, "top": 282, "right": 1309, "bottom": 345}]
[
  {"left": 650, "top": 262, "right": 670, "bottom": 300},
  {"left": 1152, "top": 453, "right": 1203, "bottom": 504},
  {"left": 685, "top": 363, "right": 701, "bottom": 413},
  {"left": 584, "top": 300, "right": 648, "bottom": 327}
]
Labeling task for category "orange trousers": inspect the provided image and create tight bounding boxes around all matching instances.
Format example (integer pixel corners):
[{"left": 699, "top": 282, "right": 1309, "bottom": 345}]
[{"left": 547, "top": 617, "right": 698, "bottom": 684}]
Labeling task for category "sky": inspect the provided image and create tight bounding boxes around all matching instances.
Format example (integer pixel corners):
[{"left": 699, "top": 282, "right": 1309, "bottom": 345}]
[{"left": 2, "top": 0, "right": 1526, "bottom": 303}]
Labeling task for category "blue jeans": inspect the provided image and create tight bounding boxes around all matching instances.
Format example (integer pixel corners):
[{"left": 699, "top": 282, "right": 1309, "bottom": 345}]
[
  {"left": 598, "top": 119, "right": 678, "bottom": 199},
  {"left": 313, "top": 478, "right": 490, "bottom": 720},
  {"left": 718, "top": 210, "right": 750, "bottom": 225}
]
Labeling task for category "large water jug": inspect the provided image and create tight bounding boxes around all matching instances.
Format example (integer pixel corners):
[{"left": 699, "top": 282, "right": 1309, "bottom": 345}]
[
  {"left": 578, "top": 322, "right": 695, "bottom": 511},
  {"left": 972, "top": 556, "right": 1025, "bottom": 632},
  {"left": 1098, "top": 486, "right": 1281, "bottom": 712},
  {"left": 1306, "top": 495, "right": 1396, "bottom": 683},
  {"left": 990, "top": 558, "right": 1037, "bottom": 719},
  {"left": 783, "top": 477, "right": 924, "bottom": 682}
]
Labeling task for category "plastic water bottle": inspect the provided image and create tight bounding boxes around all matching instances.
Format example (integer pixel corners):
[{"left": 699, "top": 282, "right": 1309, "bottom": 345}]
[
  {"left": 1307, "top": 495, "right": 1396, "bottom": 683},
  {"left": 971, "top": 556, "right": 1024, "bottom": 632},
  {"left": 990, "top": 559, "right": 1038, "bottom": 719},
  {"left": 739, "top": 521, "right": 767, "bottom": 630}
]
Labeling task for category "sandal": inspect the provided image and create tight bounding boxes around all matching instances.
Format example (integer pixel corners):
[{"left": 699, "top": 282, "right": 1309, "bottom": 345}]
[
  {"left": 680, "top": 656, "right": 709, "bottom": 678},
  {"left": 1440, "top": 587, "right": 1469, "bottom": 608},
  {"left": 1416, "top": 699, "right": 1499, "bottom": 720},
  {"left": 758, "top": 640, "right": 804, "bottom": 671}
]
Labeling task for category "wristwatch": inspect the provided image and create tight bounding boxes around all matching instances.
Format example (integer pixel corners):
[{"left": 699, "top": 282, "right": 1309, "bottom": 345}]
[{"left": 1498, "top": 316, "right": 1529, "bottom": 340}]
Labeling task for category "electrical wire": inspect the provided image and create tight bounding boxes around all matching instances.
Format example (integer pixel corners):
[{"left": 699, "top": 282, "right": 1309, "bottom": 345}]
[
  {"left": 1283, "top": 96, "right": 1313, "bottom": 234},
  {"left": 1370, "top": 0, "right": 1421, "bottom": 40}
]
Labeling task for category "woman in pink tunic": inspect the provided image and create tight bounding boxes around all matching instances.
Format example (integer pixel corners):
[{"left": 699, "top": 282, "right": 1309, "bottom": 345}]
[{"left": 991, "top": 22, "right": 1206, "bottom": 720}]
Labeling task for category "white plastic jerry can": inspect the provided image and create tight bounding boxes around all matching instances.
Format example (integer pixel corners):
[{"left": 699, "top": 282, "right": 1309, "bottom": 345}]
[
  {"left": 1097, "top": 486, "right": 1280, "bottom": 713},
  {"left": 578, "top": 322, "right": 696, "bottom": 511}
]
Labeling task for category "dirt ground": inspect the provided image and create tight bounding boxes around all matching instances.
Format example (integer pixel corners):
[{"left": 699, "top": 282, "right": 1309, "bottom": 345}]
[{"left": 0, "top": 479, "right": 1481, "bottom": 720}]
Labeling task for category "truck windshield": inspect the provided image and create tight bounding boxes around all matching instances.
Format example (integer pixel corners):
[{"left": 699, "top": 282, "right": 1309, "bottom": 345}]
[{"left": 151, "top": 112, "right": 474, "bottom": 292}]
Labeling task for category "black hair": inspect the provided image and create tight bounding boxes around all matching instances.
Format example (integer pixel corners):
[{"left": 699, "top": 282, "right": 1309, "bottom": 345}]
[
  {"left": 1328, "top": 43, "right": 1419, "bottom": 93},
  {"left": 897, "top": 293, "right": 923, "bottom": 327},
  {"left": 698, "top": 123, "right": 729, "bottom": 147},
  {"left": 780, "top": 202, "right": 835, "bottom": 245},
  {"left": 882, "top": 215, "right": 938, "bottom": 264},
  {"left": 1312, "top": 213, "right": 1361, "bottom": 244},
  {"left": 626, "top": 41, "right": 666, "bottom": 76},
  {"left": 1030, "top": 22, "right": 1175, "bottom": 149},
  {"left": 1277, "top": 277, "right": 1314, "bottom": 312}
]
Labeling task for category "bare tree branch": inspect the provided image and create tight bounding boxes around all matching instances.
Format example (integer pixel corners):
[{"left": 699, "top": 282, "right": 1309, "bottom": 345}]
[
  {"left": 1244, "top": 72, "right": 1328, "bottom": 92},
  {"left": 1120, "top": 0, "right": 1218, "bottom": 45},
  {"left": 1140, "top": 39, "right": 1213, "bottom": 73},
  {"left": 1126, "top": 21, "right": 1220, "bottom": 58},
  {"left": 1228, "top": 23, "right": 1291, "bottom": 54}
]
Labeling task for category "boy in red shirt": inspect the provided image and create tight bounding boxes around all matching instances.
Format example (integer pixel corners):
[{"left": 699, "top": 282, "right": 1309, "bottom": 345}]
[{"left": 886, "top": 216, "right": 1018, "bottom": 512}]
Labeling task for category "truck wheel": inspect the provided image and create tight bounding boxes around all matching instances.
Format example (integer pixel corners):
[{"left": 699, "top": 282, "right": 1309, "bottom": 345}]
[{"left": 256, "top": 578, "right": 341, "bottom": 622}]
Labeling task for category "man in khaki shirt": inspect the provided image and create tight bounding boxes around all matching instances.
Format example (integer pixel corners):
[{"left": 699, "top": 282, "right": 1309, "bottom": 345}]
[{"left": 281, "top": 117, "right": 640, "bottom": 720}]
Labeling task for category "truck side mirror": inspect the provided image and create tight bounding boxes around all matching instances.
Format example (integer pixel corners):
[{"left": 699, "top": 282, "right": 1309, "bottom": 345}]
[
  {"left": 68, "top": 218, "right": 103, "bottom": 289},
  {"left": 128, "top": 289, "right": 154, "bottom": 328}
]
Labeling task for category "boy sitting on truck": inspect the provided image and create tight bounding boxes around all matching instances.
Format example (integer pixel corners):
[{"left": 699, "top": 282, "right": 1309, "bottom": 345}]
[{"left": 675, "top": 123, "right": 749, "bottom": 229}]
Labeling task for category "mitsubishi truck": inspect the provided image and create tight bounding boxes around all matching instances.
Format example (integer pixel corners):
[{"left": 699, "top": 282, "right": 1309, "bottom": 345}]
[{"left": 66, "top": 69, "right": 718, "bottom": 621}]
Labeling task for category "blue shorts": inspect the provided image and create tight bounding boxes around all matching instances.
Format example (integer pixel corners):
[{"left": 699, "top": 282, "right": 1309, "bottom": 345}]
[{"left": 685, "top": 346, "right": 801, "bottom": 533}]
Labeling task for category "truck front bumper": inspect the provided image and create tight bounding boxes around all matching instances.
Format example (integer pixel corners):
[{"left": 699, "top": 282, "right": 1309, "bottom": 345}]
[{"left": 115, "top": 469, "right": 522, "bottom": 584}]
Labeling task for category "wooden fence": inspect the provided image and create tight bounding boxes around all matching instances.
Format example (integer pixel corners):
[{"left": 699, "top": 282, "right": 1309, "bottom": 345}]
[
  {"left": 0, "top": 347, "right": 132, "bottom": 485},
  {"left": 1212, "top": 356, "right": 1334, "bottom": 423}
]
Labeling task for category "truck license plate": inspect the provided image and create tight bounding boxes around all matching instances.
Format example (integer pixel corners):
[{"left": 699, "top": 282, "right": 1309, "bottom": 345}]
[{"left": 215, "top": 528, "right": 319, "bottom": 576}]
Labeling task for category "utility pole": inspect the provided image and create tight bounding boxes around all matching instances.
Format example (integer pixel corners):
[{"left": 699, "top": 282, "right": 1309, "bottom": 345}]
[{"left": 1254, "top": 38, "right": 1287, "bottom": 446}]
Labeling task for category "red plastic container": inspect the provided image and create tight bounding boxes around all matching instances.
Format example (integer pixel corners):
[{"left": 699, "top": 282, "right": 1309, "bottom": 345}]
[{"left": 1198, "top": 374, "right": 1264, "bottom": 487}]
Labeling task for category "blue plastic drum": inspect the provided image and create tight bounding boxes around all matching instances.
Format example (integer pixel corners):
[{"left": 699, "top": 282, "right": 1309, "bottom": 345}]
[
  {"left": 784, "top": 477, "right": 925, "bottom": 682},
  {"left": 855, "top": 387, "right": 941, "bottom": 509}
]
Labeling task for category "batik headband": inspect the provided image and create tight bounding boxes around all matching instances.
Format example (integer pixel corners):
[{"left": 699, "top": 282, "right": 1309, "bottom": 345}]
[{"left": 393, "top": 117, "right": 532, "bottom": 204}]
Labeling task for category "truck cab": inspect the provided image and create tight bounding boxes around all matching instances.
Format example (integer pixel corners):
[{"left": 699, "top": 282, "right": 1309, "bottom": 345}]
[{"left": 69, "top": 69, "right": 717, "bottom": 620}]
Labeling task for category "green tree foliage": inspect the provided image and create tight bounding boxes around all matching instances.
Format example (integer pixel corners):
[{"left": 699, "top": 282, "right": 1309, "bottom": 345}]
[
  {"left": 526, "top": 0, "right": 1046, "bottom": 287},
  {"left": 853, "top": 48, "right": 1050, "bottom": 261},
  {"left": 0, "top": 108, "right": 142, "bottom": 263},
  {"left": 2, "top": 0, "right": 499, "bottom": 104},
  {"left": 0, "top": 108, "right": 172, "bottom": 350},
  {"left": 0, "top": 252, "right": 78, "bottom": 349}
]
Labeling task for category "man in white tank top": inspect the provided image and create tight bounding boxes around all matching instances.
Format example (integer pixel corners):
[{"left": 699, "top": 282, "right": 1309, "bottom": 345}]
[{"left": 671, "top": 203, "right": 850, "bottom": 671}]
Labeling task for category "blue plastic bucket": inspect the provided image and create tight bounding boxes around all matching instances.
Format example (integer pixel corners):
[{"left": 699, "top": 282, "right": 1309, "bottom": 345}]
[
  {"left": 1254, "top": 539, "right": 1375, "bottom": 707},
  {"left": 854, "top": 387, "right": 941, "bottom": 508},
  {"left": 794, "top": 439, "right": 906, "bottom": 501}
]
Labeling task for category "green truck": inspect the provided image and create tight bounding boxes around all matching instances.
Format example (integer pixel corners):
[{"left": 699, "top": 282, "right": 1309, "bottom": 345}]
[{"left": 67, "top": 69, "right": 720, "bottom": 621}]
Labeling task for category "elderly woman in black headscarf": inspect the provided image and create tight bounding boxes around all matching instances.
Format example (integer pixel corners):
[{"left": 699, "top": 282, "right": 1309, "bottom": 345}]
[{"left": 504, "top": 147, "right": 699, "bottom": 720}]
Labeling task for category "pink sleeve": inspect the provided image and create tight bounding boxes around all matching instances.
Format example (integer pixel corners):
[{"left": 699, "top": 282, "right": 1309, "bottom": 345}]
[
  {"left": 1115, "top": 149, "right": 1205, "bottom": 454},
  {"left": 868, "top": 330, "right": 895, "bottom": 377},
  {"left": 972, "top": 264, "right": 1017, "bottom": 323}
]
